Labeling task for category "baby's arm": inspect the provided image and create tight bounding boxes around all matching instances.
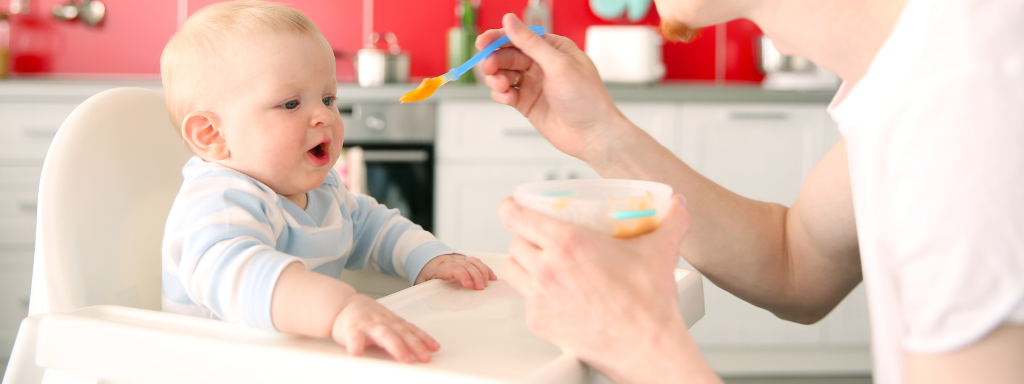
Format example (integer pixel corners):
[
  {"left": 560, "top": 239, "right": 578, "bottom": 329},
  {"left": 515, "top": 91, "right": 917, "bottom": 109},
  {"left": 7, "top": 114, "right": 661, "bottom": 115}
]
[
  {"left": 341, "top": 191, "right": 467, "bottom": 285},
  {"left": 271, "top": 262, "right": 439, "bottom": 363}
]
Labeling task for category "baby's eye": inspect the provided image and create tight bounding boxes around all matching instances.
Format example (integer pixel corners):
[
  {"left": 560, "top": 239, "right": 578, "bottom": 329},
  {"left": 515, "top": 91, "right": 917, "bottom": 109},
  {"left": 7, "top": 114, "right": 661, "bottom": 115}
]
[
  {"left": 322, "top": 96, "right": 334, "bottom": 106},
  {"left": 282, "top": 100, "right": 299, "bottom": 110}
]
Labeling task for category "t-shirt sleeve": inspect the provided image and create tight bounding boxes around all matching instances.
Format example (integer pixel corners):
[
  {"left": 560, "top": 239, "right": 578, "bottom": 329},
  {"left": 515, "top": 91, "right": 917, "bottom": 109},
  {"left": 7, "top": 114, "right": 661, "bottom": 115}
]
[
  {"left": 876, "top": 70, "right": 1024, "bottom": 353},
  {"left": 162, "top": 174, "right": 301, "bottom": 331},
  {"left": 338, "top": 186, "right": 459, "bottom": 284}
]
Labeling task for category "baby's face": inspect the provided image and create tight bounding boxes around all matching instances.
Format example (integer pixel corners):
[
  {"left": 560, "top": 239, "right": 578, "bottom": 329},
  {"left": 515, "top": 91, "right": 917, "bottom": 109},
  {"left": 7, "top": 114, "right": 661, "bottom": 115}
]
[{"left": 212, "top": 32, "right": 342, "bottom": 197}]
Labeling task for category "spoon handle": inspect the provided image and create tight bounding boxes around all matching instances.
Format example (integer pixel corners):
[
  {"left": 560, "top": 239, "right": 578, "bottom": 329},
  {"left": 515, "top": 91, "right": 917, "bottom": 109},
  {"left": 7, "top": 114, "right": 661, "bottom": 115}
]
[{"left": 446, "top": 26, "right": 547, "bottom": 81}]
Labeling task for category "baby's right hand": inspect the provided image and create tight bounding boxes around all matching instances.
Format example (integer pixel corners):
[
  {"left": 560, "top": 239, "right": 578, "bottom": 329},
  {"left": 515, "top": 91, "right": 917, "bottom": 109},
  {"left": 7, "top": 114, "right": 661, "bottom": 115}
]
[{"left": 331, "top": 294, "right": 440, "bottom": 363}]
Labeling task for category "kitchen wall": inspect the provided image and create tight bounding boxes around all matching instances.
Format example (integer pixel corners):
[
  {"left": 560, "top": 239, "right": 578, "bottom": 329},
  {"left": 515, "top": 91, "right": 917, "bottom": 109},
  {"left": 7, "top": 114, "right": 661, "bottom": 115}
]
[{"left": 6, "top": 0, "right": 763, "bottom": 83}]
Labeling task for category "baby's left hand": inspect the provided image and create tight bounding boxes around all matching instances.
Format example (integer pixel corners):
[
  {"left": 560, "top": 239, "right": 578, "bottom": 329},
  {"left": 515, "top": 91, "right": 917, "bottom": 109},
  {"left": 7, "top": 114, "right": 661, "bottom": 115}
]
[{"left": 415, "top": 254, "right": 498, "bottom": 290}]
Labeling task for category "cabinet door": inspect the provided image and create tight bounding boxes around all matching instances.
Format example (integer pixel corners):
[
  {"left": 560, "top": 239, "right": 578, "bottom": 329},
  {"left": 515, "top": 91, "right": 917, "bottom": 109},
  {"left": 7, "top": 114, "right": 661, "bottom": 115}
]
[
  {"left": 675, "top": 103, "right": 828, "bottom": 206},
  {"left": 617, "top": 102, "right": 676, "bottom": 147},
  {"left": 437, "top": 102, "right": 567, "bottom": 160},
  {"left": 675, "top": 103, "right": 830, "bottom": 347},
  {"left": 435, "top": 161, "right": 559, "bottom": 253},
  {"left": 0, "top": 256, "right": 33, "bottom": 358},
  {"left": 0, "top": 103, "right": 79, "bottom": 160}
]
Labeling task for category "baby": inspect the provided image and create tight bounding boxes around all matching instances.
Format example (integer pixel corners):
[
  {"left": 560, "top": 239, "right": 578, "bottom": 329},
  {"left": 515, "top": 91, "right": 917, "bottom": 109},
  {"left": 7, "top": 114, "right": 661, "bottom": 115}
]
[{"left": 159, "top": 1, "right": 495, "bottom": 363}]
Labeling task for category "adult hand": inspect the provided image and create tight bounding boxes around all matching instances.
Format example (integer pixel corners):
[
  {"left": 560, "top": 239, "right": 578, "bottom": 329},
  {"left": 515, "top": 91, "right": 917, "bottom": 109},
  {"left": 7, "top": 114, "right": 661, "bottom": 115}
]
[
  {"left": 498, "top": 195, "right": 720, "bottom": 383},
  {"left": 476, "top": 14, "right": 629, "bottom": 162}
]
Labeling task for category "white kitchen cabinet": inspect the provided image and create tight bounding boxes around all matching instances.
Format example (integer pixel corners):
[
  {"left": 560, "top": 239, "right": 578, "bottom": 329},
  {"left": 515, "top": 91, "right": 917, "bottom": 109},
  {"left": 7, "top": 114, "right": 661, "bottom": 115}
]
[
  {"left": 435, "top": 161, "right": 554, "bottom": 253},
  {"left": 0, "top": 101, "right": 80, "bottom": 359},
  {"left": 0, "top": 256, "right": 32, "bottom": 359},
  {"left": 674, "top": 103, "right": 829, "bottom": 206}
]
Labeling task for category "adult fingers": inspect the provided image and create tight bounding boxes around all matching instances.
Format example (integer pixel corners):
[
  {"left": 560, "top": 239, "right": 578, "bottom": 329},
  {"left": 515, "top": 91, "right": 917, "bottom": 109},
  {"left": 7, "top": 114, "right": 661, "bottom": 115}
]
[
  {"left": 480, "top": 48, "right": 534, "bottom": 75},
  {"left": 497, "top": 197, "right": 575, "bottom": 251},
  {"left": 485, "top": 69, "right": 523, "bottom": 93},
  {"left": 501, "top": 256, "right": 543, "bottom": 299},
  {"left": 475, "top": 28, "right": 509, "bottom": 51},
  {"left": 647, "top": 195, "right": 692, "bottom": 252},
  {"left": 500, "top": 13, "right": 565, "bottom": 69},
  {"left": 490, "top": 87, "right": 519, "bottom": 106},
  {"left": 366, "top": 324, "right": 414, "bottom": 363}
]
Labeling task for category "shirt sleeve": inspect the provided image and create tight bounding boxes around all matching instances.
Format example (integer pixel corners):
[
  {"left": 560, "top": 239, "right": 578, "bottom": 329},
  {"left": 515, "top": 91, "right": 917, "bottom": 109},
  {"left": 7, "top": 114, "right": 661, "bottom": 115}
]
[
  {"left": 163, "top": 173, "right": 301, "bottom": 331},
  {"left": 876, "top": 67, "right": 1024, "bottom": 353},
  {"left": 338, "top": 187, "right": 459, "bottom": 285}
]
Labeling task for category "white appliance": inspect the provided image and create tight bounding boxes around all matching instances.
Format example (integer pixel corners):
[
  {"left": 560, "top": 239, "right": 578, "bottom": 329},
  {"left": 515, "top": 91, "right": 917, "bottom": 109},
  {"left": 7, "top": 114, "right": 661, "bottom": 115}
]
[{"left": 585, "top": 25, "right": 665, "bottom": 84}]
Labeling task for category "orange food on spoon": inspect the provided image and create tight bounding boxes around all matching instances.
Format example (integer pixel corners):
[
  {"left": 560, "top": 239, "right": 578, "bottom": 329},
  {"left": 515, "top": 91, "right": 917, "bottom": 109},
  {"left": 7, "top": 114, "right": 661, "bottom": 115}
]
[{"left": 400, "top": 76, "right": 445, "bottom": 103}]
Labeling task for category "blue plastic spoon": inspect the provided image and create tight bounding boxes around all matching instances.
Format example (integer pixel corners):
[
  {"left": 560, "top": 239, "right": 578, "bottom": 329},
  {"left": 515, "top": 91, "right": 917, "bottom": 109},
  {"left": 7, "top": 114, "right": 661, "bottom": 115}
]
[{"left": 400, "top": 26, "right": 547, "bottom": 103}]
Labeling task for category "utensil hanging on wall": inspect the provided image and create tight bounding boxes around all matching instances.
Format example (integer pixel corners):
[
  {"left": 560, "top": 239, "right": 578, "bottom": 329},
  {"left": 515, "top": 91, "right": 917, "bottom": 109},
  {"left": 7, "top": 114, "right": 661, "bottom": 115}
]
[
  {"left": 52, "top": 0, "right": 105, "bottom": 27},
  {"left": 356, "top": 32, "right": 410, "bottom": 87}
]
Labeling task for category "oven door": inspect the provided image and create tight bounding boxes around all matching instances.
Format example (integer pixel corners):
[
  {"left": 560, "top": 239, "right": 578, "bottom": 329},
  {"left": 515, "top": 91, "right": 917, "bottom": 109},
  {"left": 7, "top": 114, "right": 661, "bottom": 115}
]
[{"left": 345, "top": 143, "right": 435, "bottom": 232}]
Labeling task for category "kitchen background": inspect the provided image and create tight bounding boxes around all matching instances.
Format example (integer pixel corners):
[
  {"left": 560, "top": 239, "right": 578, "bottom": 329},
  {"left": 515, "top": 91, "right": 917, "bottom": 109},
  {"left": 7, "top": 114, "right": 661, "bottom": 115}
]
[
  {"left": 0, "top": 1, "right": 869, "bottom": 383},
  {"left": 5, "top": 0, "right": 763, "bottom": 83}
]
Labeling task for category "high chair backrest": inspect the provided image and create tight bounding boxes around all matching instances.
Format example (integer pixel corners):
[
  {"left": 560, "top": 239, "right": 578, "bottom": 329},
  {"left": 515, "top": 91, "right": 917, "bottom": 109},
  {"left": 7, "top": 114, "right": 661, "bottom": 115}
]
[{"left": 29, "top": 87, "right": 192, "bottom": 315}]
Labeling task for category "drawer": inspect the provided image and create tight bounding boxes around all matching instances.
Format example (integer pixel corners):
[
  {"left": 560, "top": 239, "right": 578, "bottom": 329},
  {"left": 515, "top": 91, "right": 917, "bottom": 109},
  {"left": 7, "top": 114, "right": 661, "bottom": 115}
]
[
  {"left": 437, "top": 101, "right": 676, "bottom": 161},
  {"left": 438, "top": 102, "right": 567, "bottom": 160},
  {"left": 0, "top": 258, "right": 33, "bottom": 356},
  {"left": 0, "top": 103, "right": 80, "bottom": 160},
  {"left": 0, "top": 180, "right": 40, "bottom": 247}
]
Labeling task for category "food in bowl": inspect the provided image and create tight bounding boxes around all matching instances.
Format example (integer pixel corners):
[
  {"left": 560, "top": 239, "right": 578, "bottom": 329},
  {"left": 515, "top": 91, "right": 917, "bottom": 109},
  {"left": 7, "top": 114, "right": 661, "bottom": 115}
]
[{"left": 512, "top": 179, "right": 673, "bottom": 238}]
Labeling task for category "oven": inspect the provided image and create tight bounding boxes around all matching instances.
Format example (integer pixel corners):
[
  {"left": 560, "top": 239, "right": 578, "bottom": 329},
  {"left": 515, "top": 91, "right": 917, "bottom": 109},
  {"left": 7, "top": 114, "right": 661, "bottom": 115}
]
[{"left": 337, "top": 101, "right": 436, "bottom": 232}]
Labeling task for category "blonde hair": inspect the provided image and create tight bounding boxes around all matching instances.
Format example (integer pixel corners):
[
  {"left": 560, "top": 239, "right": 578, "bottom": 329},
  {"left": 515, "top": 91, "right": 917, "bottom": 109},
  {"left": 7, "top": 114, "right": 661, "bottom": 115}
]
[{"left": 160, "top": 0, "right": 330, "bottom": 131}]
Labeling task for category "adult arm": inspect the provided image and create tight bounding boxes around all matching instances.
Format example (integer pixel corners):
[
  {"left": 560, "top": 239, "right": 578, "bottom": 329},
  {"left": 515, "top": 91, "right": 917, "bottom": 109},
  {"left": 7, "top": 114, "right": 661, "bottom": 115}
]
[
  {"left": 906, "top": 324, "right": 1024, "bottom": 384},
  {"left": 479, "top": 14, "right": 860, "bottom": 323}
]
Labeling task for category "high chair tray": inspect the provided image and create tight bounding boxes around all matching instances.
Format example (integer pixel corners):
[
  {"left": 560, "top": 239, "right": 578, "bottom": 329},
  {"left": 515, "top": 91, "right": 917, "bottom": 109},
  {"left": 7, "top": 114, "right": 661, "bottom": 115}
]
[{"left": 31, "top": 251, "right": 704, "bottom": 384}]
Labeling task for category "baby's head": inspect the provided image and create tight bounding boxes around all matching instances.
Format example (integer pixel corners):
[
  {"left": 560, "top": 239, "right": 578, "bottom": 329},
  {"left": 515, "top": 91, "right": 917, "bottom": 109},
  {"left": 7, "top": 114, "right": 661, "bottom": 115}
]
[{"left": 161, "top": 0, "right": 343, "bottom": 198}]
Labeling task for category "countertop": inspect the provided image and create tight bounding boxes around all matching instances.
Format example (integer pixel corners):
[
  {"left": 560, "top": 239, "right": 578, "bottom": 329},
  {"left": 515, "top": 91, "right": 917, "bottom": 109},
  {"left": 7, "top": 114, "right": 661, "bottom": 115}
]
[{"left": 0, "top": 77, "right": 837, "bottom": 104}]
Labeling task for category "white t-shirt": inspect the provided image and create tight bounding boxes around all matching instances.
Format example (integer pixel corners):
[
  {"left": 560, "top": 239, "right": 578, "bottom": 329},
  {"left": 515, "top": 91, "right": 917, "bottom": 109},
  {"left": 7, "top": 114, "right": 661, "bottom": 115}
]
[{"left": 827, "top": 0, "right": 1024, "bottom": 382}]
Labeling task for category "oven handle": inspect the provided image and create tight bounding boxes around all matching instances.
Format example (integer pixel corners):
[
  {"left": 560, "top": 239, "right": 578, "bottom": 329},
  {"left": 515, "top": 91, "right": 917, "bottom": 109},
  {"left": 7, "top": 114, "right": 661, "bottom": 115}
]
[{"left": 360, "top": 149, "right": 430, "bottom": 163}]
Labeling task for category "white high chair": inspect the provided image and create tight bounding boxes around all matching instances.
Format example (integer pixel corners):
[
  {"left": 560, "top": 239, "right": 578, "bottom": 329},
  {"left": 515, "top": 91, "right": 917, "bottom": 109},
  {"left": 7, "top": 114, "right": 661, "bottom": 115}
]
[{"left": 3, "top": 88, "right": 705, "bottom": 384}]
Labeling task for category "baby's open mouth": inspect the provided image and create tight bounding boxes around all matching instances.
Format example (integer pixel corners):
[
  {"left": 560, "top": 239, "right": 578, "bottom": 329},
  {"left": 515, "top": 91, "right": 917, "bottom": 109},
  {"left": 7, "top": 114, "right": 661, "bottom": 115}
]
[{"left": 307, "top": 140, "right": 331, "bottom": 166}]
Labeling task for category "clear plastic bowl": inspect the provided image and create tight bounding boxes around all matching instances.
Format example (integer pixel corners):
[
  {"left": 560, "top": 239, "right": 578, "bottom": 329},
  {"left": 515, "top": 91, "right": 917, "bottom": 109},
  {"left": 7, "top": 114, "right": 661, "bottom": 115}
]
[{"left": 512, "top": 179, "right": 673, "bottom": 238}]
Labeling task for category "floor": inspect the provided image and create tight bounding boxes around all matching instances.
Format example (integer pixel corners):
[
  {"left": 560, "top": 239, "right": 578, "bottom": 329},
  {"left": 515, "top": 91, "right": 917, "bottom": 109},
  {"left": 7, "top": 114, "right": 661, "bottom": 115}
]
[{"left": 723, "top": 377, "right": 872, "bottom": 384}]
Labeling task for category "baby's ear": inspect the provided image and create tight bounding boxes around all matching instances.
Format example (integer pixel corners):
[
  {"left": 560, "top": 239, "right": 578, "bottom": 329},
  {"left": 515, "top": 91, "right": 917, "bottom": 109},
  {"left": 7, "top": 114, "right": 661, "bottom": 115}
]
[{"left": 181, "top": 111, "right": 228, "bottom": 160}]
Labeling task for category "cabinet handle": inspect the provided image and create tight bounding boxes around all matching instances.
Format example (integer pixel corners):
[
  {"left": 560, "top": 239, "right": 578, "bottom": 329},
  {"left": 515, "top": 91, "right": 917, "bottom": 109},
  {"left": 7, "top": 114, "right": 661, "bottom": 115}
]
[
  {"left": 361, "top": 149, "right": 429, "bottom": 163},
  {"left": 728, "top": 111, "right": 789, "bottom": 121},
  {"left": 20, "top": 297, "right": 31, "bottom": 308},
  {"left": 566, "top": 171, "right": 579, "bottom": 179},
  {"left": 23, "top": 127, "right": 59, "bottom": 139},
  {"left": 18, "top": 201, "right": 38, "bottom": 213},
  {"left": 544, "top": 169, "right": 558, "bottom": 181},
  {"left": 502, "top": 127, "right": 542, "bottom": 137}
]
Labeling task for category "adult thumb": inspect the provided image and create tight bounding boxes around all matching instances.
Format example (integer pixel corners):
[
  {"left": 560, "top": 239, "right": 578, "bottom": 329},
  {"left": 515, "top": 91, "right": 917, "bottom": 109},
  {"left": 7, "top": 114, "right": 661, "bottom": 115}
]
[
  {"left": 652, "top": 195, "right": 692, "bottom": 251},
  {"left": 502, "top": 13, "right": 562, "bottom": 68}
]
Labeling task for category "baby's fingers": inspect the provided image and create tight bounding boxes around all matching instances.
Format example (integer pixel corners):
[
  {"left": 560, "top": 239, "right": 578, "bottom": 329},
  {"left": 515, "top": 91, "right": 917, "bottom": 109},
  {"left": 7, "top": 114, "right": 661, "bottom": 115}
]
[
  {"left": 367, "top": 324, "right": 416, "bottom": 363},
  {"left": 450, "top": 264, "right": 475, "bottom": 289},
  {"left": 343, "top": 331, "right": 367, "bottom": 357},
  {"left": 461, "top": 260, "right": 488, "bottom": 290},
  {"left": 394, "top": 323, "right": 438, "bottom": 362},
  {"left": 466, "top": 256, "right": 497, "bottom": 282}
]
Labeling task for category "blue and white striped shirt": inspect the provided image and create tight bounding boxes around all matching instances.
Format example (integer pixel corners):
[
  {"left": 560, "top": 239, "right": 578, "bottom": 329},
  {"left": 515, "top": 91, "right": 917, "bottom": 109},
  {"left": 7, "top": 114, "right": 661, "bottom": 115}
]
[{"left": 162, "top": 157, "right": 455, "bottom": 330}]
